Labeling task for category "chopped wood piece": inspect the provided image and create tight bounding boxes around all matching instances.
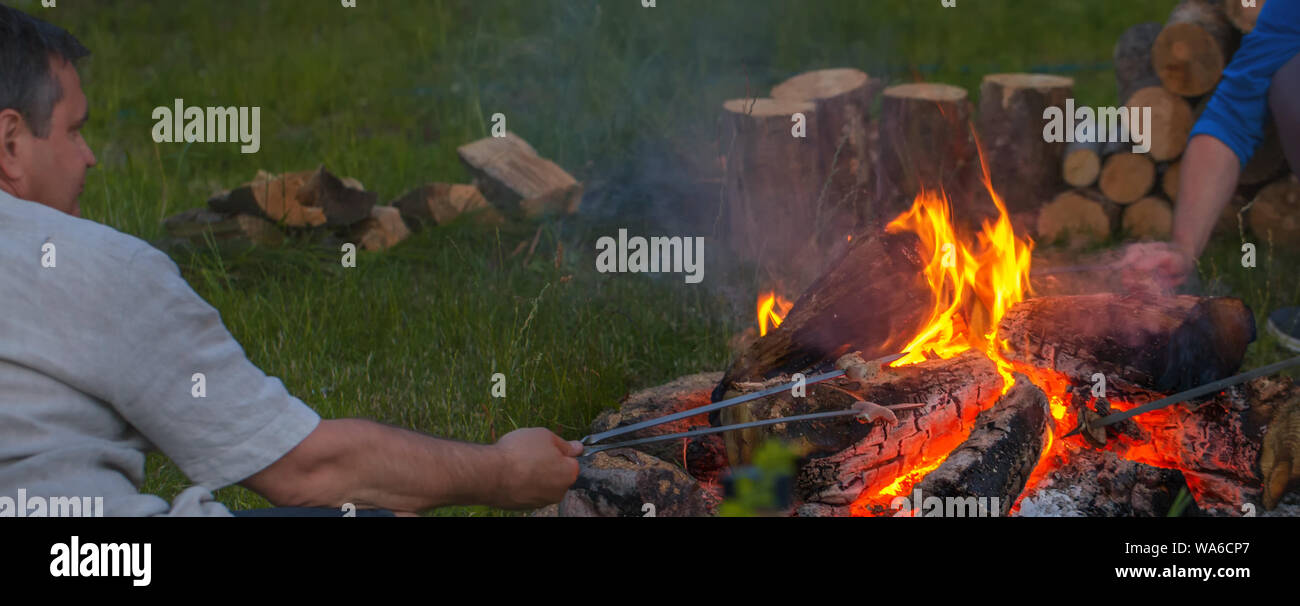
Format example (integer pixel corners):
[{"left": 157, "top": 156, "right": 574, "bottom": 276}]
[
  {"left": 391, "top": 183, "right": 502, "bottom": 228},
  {"left": 977, "top": 73, "right": 1074, "bottom": 213},
  {"left": 1062, "top": 141, "right": 1104, "bottom": 188},
  {"left": 163, "top": 208, "right": 284, "bottom": 247},
  {"left": 998, "top": 293, "right": 1256, "bottom": 394},
  {"left": 1125, "top": 86, "right": 1193, "bottom": 162},
  {"left": 1153, "top": 0, "right": 1238, "bottom": 97},
  {"left": 1099, "top": 151, "right": 1157, "bottom": 203},
  {"left": 1247, "top": 176, "right": 1300, "bottom": 249},
  {"left": 1122, "top": 196, "right": 1174, "bottom": 240},
  {"left": 558, "top": 449, "right": 713, "bottom": 517},
  {"left": 1114, "top": 22, "right": 1164, "bottom": 103},
  {"left": 208, "top": 170, "right": 326, "bottom": 227},
  {"left": 457, "top": 133, "right": 582, "bottom": 218},
  {"left": 1162, "top": 160, "right": 1181, "bottom": 199},
  {"left": 875, "top": 83, "right": 978, "bottom": 223},
  {"left": 1226, "top": 0, "right": 1267, "bottom": 33},
  {"left": 1037, "top": 189, "right": 1118, "bottom": 248},
  {"left": 1240, "top": 122, "right": 1288, "bottom": 186},
  {"left": 911, "top": 376, "right": 1050, "bottom": 516},
  {"left": 297, "top": 165, "right": 378, "bottom": 227},
  {"left": 351, "top": 206, "right": 410, "bottom": 251}
]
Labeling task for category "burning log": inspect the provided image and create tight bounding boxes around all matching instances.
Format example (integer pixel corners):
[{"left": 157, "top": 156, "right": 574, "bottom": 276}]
[
  {"left": 720, "top": 97, "right": 824, "bottom": 276},
  {"left": 1125, "top": 86, "right": 1193, "bottom": 162},
  {"left": 1037, "top": 189, "right": 1118, "bottom": 247},
  {"left": 909, "top": 375, "right": 1050, "bottom": 516},
  {"left": 1122, "top": 196, "right": 1174, "bottom": 240},
  {"left": 1015, "top": 447, "right": 1189, "bottom": 517},
  {"left": 770, "top": 68, "right": 881, "bottom": 225},
  {"left": 976, "top": 73, "right": 1074, "bottom": 214},
  {"left": 713, "top": 230, "right": 932, "bottom": 400},
  {"left": 1062, "top": 141, "right": 1104, "bottom": 188},
  {"left": 874, "top": 83, "right": 977, "bottom": 224},
  {"left": 998, "top": 293, "right": 1256, "bottom": 394},
  {"left": 457, "top": 133, "right": 582, "bottom": 218},
  {"left": 1114, "top": 22, "right": 1164, "bottom": 103},
  {"left": 779, "top": 352, "right": 1004, "bottom": 508},
  {"left": 1099, "top": 151, "right": 1157, "bottom": 204},
  {"left": 1246, "top": 176, "right": 1300, "bottom": 250},
  {"left": 1153, "top": 0, "right": 1238, "bottom": 97}
]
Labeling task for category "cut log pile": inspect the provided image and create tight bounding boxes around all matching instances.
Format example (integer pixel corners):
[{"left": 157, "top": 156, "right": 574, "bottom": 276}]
[
  {"left": 1044, "top": 0, "right": 1292, "bottom": 248},
  {"left": 162, "top": 133, "right": 576, "bottom": 253}
]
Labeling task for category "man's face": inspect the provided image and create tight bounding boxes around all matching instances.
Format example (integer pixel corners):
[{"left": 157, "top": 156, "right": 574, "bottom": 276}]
[{"left": 1, "top": 56, "right": 96, "bottom": 217}]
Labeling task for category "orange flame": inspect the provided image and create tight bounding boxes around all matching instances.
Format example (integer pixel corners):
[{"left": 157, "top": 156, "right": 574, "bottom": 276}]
[
  {"left": 757, "top": 291, "right": 794, "bottom": 337},
  {"left": 885, "top": 136, "right": 1034, "bottom": 393}
]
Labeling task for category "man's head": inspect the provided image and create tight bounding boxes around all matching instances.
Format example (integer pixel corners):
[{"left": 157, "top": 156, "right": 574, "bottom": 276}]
[{"left": 0, "top": 5, "right": 95, "bottom": 217}]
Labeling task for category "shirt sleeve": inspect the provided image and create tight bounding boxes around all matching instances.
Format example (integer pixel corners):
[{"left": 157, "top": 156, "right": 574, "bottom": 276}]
[
  {"left": 1188, "top": 0, "right": 1300, "bottom": 167},
  {"left": 82, "top": 243, "right": 321, "bottom": 490}
]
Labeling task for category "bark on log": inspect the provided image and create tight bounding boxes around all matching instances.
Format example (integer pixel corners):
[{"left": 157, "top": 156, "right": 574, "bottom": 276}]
[
  {"left": 977, "top": 74, "right": 1074, "bottom": 213},
  {"left": 588, "top": 372, "right": 728, "bottom": 483},
  {"left": 1037, "top": 189, "right": 1118, "bottom": 248},
  {"left": 770, "top": 68, "right": 881, "bottom": 227},
  {"left": 298, "top": 165, "right": 379, "bottom": 227},
  {"left": 1122, "top": 196, "right": 1174, "bottom": 240},
  {"left": 907, "top": 376, "right": 1049, "bottom": 517},
  {"left": 1099, "top": 151, "right": 1157, "bottom": 203},
  {"left": 721, "top": 97, "right": 824, "bottom": 277},
  {"left": 1153, "top": 0, "right": 1239, "bottom": 97},
  {"left": 1125, "top": 86, "right": 1194, "bottom": 162},
  {"left": 713, "top": 230, "right": 932, "bottom": 401},
  {"left": 1062, "top": 141, "right": 1104, "bottom": 188},
  {"left": 557, "top": 449, "right": 714, "bottom": 517},
  {"left": 779, "top": 352, "right": 1004, "bottom": 508},
  {"left": 998, "top": 293, "right": 1256, "bottom": 394},
  {"left": 1115, "top": 22, "right": 1165, "bottom": 103},
  {"left": 457, "top": 132, "right": 583, "bottom": 218},
  {"left": 163, "top": 208, "right": 284, "bottom": 248},
  {"left": 874, "top": 83, "right": 977, "bottom": 224},
  {"left": 1247, "top": 176, "right": 1300, "bottom": 249},
  {"left": 1226, "top": 0, "right": 1267, "bottom": 33}
]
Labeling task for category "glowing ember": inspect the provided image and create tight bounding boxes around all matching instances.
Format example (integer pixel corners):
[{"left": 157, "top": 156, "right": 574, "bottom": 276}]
[{"left": 757, "top": 291, "right": 794, "bottom": 337}]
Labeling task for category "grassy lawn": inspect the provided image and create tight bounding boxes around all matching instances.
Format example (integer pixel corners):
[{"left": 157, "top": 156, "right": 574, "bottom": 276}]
[{"left": 22, "top": 0, "right": 1295, "bottom": 514}]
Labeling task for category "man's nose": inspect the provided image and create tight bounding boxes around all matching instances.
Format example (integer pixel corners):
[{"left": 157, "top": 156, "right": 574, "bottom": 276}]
[{"left": 84, "top": 142, "right": 97, "bottom": 167}]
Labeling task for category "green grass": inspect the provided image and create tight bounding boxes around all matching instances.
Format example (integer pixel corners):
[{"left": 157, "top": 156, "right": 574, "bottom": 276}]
[{"left": 19, "top": 0, "right": 1294, "bottom": 514}]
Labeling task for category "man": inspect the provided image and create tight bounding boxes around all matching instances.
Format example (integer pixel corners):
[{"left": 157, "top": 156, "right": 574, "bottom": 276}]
[
  {"left": 1123, "top": 0, "right": 1300, "bottom": 351},
  {"left": 0, "top": 5, "right": 581, "bottom": 517}
]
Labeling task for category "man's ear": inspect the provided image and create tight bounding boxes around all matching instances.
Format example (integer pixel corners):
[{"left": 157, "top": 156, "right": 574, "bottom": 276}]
[{"left": 0, "top": 109, "right": 29, "bottom": 182}]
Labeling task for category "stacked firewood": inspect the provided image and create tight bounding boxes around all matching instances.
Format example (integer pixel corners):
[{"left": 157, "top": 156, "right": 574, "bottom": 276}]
[
  {"left": 162, "top": 133, "right": 580, "bottom": 252},
  {"left": 1044, "top": 0, "right": 1296, "bottom": 248}
]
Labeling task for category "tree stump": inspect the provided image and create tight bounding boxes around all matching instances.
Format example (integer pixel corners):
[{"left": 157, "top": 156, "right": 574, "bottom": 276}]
[
  {"left": 874, "top": 83, "right": 977, "bottom": 224},
  {"left": 1153, "top": 0, "right": 1239, "bottom": 97},
  {"left": 977, "top": 73, "right": 1074, "bottom": 214}
]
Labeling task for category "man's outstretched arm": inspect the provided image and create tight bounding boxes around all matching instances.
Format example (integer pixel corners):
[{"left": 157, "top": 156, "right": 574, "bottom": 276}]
[{"left": 240, "top": 420, "right": 583, "bottom": 513}]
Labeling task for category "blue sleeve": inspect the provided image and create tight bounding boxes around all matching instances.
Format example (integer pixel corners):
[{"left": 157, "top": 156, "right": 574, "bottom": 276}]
[{"left": 1189, "top": 0, "right": 1300, "bottom": 167}]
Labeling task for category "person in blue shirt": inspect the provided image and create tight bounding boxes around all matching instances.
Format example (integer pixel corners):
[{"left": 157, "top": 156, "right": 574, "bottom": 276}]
[{"left": 1124, "top": 0, "right": 1300, "bottom": 352}]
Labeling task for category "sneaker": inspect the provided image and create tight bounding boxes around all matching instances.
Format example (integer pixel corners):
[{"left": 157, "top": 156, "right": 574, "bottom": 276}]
[{"left": 1267, "top": 307, "right": 1300, "bottom": 353}]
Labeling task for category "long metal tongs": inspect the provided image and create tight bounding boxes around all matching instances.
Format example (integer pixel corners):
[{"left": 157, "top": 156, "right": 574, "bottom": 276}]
[{"left": 579, "top": 353, "right": 905, "bottom": 457}]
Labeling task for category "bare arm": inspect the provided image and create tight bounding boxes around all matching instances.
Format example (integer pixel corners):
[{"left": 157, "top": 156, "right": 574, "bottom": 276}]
[
  {"left": 239, "top": 419, "right": 583, "bottom": 513},
  {"left": 1172, "top": 134, "right": 1242, "bottom": 258}
]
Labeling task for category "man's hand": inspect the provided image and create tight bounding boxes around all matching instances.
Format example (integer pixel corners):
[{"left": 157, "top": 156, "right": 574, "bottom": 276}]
[
  {"left": 490, "top": 428, "right": 583, "bottom": 509},
  {"left": 1118, "top": 241, "right": 1195, "bottom": 295}
]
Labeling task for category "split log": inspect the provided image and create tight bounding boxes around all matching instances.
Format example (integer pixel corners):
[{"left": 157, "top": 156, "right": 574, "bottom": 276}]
[
  {"left": 1122, "top": 196, "right": 1174, "bottom": 240},
  {"left": 587, "top": 372, "right": 728, "bottom": 483},
  {"left": 721, "top": 97, "right": 824, "bottom": 275},
  {"left": 457, "top": 132, "right": 583, "bottom": 218},
  {"left": 163, "top": 208, "right": 284, "bottom": 248},
  {"left": 874, "top": 83, "right": 977, "bottom": 224},
  {"left": 1062, "top": 141, "right": 1104, "bottom": 188},
  {"left": 1125, "top": 86, "right": 1194, "bottom": 162},
  {"left": 1014, "top": 447, "right": 1189, "bottom": 517},
  {"left": 1153, "top": 0, "right": 1238, "bottom": 97},
  {"left": 713, "top": 230, "right": 932, "bottom": 400},
  {"left": 391, "top": 183, "right": 502, "bottom": 229},
  {"left": 297, "top": 165, "right": 378, "bottom": 227},
  {"left": 1161, "top": 160, "right": 1181, "bottom": 199},
  {"left": 208, "top": 170, "right": 326, "bottom": 227},
  {"left": 904, "top": 376, "right": 1049, "bottom": 516},
  {"left": 977, "top": 74, "right": 1074, "bottom": 213},
  {"left": 1240, "top": 122, "right": 1288, "bottom": 186},
  {"left": 1114, "top": 22, "right": 1165, "bottom": 103},
  {"left": 998, "top": 293, "right": 1256, "bottom": 394},
  {"left": 350, "top": 206, "right": 410, "bottom": 252},
  {"left": 770, "top": 68, "right": 881, "bottom": 226},
  {"left": 1099, "top": 151, "right": 1157, "bottom": 203},
  {"left": 1037, "top": 189, "right": 1119, "bottom": 248},
  {"left": 1226, "top": 0, "right": 1267, "bottom": 33},
  {"left": 557, "top": 449, "right": 713, "bottom": 517},
  {"left": 1246, "top": 176, "right": 1300, "bottom": 249}
]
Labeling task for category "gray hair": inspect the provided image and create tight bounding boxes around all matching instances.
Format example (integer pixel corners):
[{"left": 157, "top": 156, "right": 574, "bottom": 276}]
[{"left": 0, "top": 4, "right": 90, "bottom": 138}]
